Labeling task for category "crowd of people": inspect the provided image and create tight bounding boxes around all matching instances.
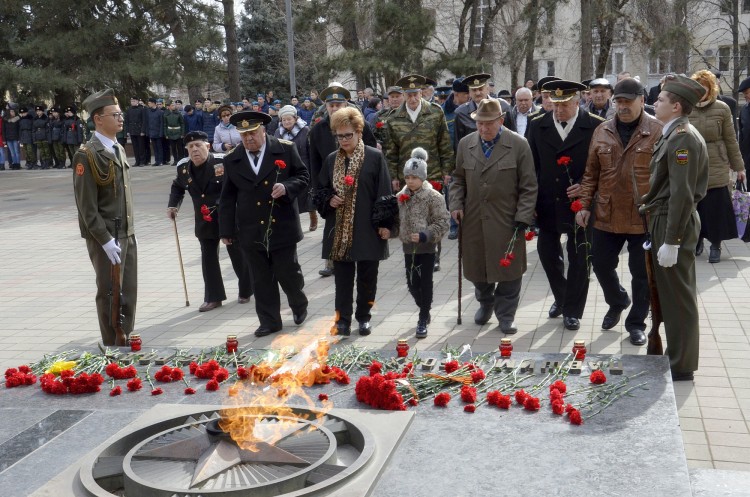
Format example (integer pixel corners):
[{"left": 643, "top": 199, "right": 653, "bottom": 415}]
[{"left": 63, "top": 66, "right": 750, "bottom": 383}]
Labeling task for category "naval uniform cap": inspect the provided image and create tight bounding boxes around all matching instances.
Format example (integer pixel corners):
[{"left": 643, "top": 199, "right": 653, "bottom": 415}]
[
  {"left": 83, "top": 88, "right": 119, "bottom": 115},
  {"left": 396, "top": 74, "right": 427, "bottom": 93},
  {"left": 230, "top": 110, "right": 272, "bottom": 133},
  {"left": 463, "top": 73, "right": 492, "bottom": 89},
  {"left": 543, "top": 80, "right": 587, "bottom": 102},
  {"left": 537, "top": 76, "right": 561, "bottom": 93},
  {"left": 662, "top": 73, "right": 706, "bottom": 106},
  {"left": 183, "top": 130, "right": 210, "bottom": 145},
  {"left": 739, "top": 77, "right": 750, "bottom": 93}
]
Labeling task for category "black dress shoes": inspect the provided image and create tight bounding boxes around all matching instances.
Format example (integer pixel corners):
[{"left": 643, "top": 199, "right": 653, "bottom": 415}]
[
  {"left": 293, "top": 309, "right": 308, "bottom": 325},
  {"left": 333, "top": 323, "right": 351, "bottom": 336},
  {"left": 602, "top": 308, "right": 623, "bottom": 330},
  {"left": 671, "top": 371, "right": 695, "bottom": 381},
  {"left": 238, "top": 295, "right": 251, "bottom": 304},
  {"left": 433, "top": 261, "right": 441, "bottom": 272},
  {"left": 254, "top": 326, "right": 281, "bottom": 337},
  {"left": 318, "top": 267, "right": 334, "bottom": 277},
  {"left": 358, "top": 321, "right": 372, "bottom": 336},
  {"left": 563, "top": 316, "right": 580, "bottom": 330},
  {"left": 709, "top": 246, "right": 721, "bottom": 263},
  {"left": 199, "top": 301, "right": 222, "bottom": 312},
  {"left": 499, "top": 321, "right": 518, "bottom": 334},
  {"left": 474, "top": 305, "right": 493, "bottom": 325},
  {"left": 695, "top": 239, "right": 704, "bottom": 256},
  {"left": 627, "top": 328, "right": 647, "bottom": 346},
  {"left": 548, "top": 302, "right": 563, "bottom": 318}
]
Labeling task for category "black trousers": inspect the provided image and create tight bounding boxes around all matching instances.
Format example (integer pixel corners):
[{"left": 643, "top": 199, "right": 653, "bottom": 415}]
[
  {"left": 199, "top": 238, "right": 253, "bottom": 303},
  {"left": 243, "top": 244, "right": 307, "bottom": 329},
  {"left": 404, "top": 253, "right": 435, "bottom": 321},
  {"left": 130, "top": 134, "right": 148, "bottom": 165},
  {"left": 333, "top": 260, "right": 379, "bottom": 326},
  {"left": 169, "top": 139, "right": 183, "bottom": 163},
  {"left": 161, "top": 137, "right": 170, "bottom": 163},
  {"left": 537, "top": 226, "right": 590, "bottom": 319},
  {"left": 150, "top": 137, "right": 164, "bottom": 165},
  {"left": 591, "top": 228, "right": 649, "bottom": 331}
]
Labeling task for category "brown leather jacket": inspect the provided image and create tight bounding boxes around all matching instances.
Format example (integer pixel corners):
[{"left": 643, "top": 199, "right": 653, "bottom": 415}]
[{"left": 579, "top": 112, "right": 663, "bottom": 234}]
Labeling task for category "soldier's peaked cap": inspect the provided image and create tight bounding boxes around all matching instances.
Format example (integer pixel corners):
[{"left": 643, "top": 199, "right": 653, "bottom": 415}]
[
  {"left": 662, "top": 74, "right": 706, "bottom": 106},
  {"left": 463, "top": 73, "right": 492, "bottom": 89},
  {"left": 83, "top": 88, "right": 118, "bottom": 115},
  {"left": 396, "top": 75, "right": 427, "bottom": 93},
  {"left": 543, "top": 80, "right": 587, "bottom": 102},
  {"left": 230, "top": 110, "right": 271, "bottom": 133},
  {"left": 537, "top": 76, "right": 561, "bottom": 93},
  {"left": 320, "top": 83, "right": 351, "bottom": 102}
]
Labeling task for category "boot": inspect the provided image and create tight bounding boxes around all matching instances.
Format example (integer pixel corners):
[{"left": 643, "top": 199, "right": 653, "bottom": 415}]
[
  {"left": 708, "top": 244, "right": 721, "bottom": 263},
  {"left": 695, "top": 238, "right": 704, "bottom": 256},
  {"left": 309, "top": 211, "right": 318, "bottom": 231},
  {"left": 0, "top": 164, "right": 5, "bottom": 171}
]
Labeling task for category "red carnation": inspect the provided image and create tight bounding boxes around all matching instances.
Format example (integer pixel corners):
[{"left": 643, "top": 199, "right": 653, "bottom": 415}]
[
  {"left": 19, "top": 365, "right": 31, "bottom": 374},
  {"left": 151, "top": 387, "right": 163, "bottom": 396},
  {"left": 507, "top": 253, "right": 515, "bottom": 261},
  {"left": 275, "top": 159, "right": 287, "bottom": 169},
  {"left": 189, "top": 362, "right": 199, "bottom": 374},
  {"left": 408, "top": 398, "right": 418, "bottom": 406},
  {"left": 551, "top": 399, "right": 565, "bottom": 415},
  {"left": 126, "top": 377, "right": 142, "bottom": 391},
  {"left": 369, "top": 361, "right": 383, "bottom": 376},
  {"left": 214, "top": 368, "right": 229, "bottom": 383},
  {"left": 444, "top": 360, "right": 459, "bottom": 374},
  {"left": 514, "top": 389, "right": 529, "bottom": 405},
  {"left": 464, "top": 404, "right": 476, "bottom": 413},
  {"left": 565, "top": 403, "right": 576, "bottom": 414},
  {"left": 398, "top": 193, "right": 410, "bottom": 204},
  {"left": 525, "top": 230, "right": 535, "bottom": 241},
  {"left": 200, "top": 204, "right": 210, "bottom": 215},
  {"left": 344, "top": 175, "right": 354, "bottom": 186},
  {"left": 497, "top": 394, "right": 512, "bottom": 409},
  {"left": 460, "top": 385, "right": 477, "bottom": 403},
  {"left": 500, "top": 257, "right": 511, "bottom": 267},
  {"left": 206, "top": 379, "right": 220, "bottom": 391},
  {"left": 237, "top": 366, "right": 249, "bottom": 380},
  {"left": 570, "top": 199, "right": 583, "bottom": 213},
  {"left": 203, "top": 215, "right": 212, "bottom": 222},
  {"left": 569, "top": 408, "right": 583, "bottom": 425},
  {"left": 434, "top": 392, "right": 451, "bottom": 407},
  {"left": 318, "top": 393, "right": 329, "bottom": 401},
  {"left": 557, "top": 156, "right": 572, "bottom": 167},
  {"left": 332, "top": 366, "right": 350, "bottom": 385},
  {"left": 110, "top": 386, "right": 122, "bottom": 396},
  {"left": 590, "top": 370, "right": 607, "bottom": 384},
  {"left": 524, "top": 396, "right": 541, "bottom": 411},
  {"left": 470, "top": 369, "right": 486, "bottom": 384},
  {"left": 550, "top": 380, "right": 567, "bottom": 394},
  {"left": 375, "top": 121, "right": 384, "bottom": 129},
  {"left": 171, "top": 368, "right": 184, "bottom": 381},
  {"left": 429, "top": 180, "right": 443, "bottom": 191},
  {"left": 550, "top": 389, "right": 564, "bottom": 402}
]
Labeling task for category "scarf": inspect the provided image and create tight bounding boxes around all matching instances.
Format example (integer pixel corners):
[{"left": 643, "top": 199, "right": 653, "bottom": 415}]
[
  {"left": 280, "top": 117, "right": 307, "bottom": 141},
  {"left": 331, "top": 139, "right": 366, "bottom": 261}
]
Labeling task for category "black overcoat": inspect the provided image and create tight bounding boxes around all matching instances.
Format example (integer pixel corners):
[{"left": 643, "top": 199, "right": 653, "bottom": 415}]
[
  {"left": 218, "top": 136, "right": 309, "bottom": 251},
  {"left": 527, "top": 109, "right": 604, "bottom": 232},
  {"left": 168, "top": 153, "right": 226, "bottom": 239}
]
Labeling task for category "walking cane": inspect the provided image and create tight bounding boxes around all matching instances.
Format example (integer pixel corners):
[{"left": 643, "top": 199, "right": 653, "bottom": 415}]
[
  {"left": 457, "top": 222, "right": 463, "bottom": 325},
  {"left": 172, "top": 217, "right": 190, "bottom": 307}
]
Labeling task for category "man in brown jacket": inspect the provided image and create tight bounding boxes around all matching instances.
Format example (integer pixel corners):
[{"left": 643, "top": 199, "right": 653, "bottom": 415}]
[
  {"left": 576, "top": 78, "right": 662, "bottom": 345},
  {"left": 450, "top": 99, "right": 537, "bottom": 333}
]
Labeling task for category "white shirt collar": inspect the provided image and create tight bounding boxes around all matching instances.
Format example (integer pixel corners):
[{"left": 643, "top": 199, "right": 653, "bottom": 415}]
[
  {"left": 406, "top": 101, "right": 422, "bottom": 123},
  {"left": 554, "top": 110, "right": 579, "bottom": 141},
  {"left": 95, "top": 131, "right": 117, "bottom": 154},
  {"left": 245, "top": 142, "right": 266, "bottom": 174},
  {"left": 662, "top": 117, "right": 680, "bottom": 136}
]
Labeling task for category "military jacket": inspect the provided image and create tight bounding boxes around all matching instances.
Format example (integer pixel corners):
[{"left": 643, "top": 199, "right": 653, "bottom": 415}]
[
  {"left": 73, "top": 134, "right": 135, "bottom": 245},
  {"left": 49, "top": 117, "right": 64, "bottom": 142},
  {"left": 640, "top": 116, "right": 709, "bottom": 245},
  {"left": 19, "top": 115, "right": 33, "bottom": 144},
  {"left": 32, "top": 114, "right": 50, "bottom": 142},
  {"left": 163, "top": 110, "right": 185, "bottom": 140},
  {"left": 168, "top": 153, "right": 225, "bottom": 239},
  {"left": 125, "top": 105, "right": 148, "bottom": 136},
  {"left": 385, "top": 99, "right": 454, "bottom": 181},
  {"left": 63, "top": 116, "right": 84, "bottom": 145}
]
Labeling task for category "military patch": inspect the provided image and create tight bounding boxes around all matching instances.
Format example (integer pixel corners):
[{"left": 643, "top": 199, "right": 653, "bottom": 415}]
[
  {"left": 75, "top": 163, "right": 84, "bottom": 176},
  {"left": 676, "top": 149, "right": 689, "bottom": 165}
]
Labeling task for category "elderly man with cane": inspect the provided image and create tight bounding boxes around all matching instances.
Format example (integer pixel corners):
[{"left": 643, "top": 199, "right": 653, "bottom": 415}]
[
  {"left": 450, "top": 99, "right": 537, "bottom": 333},
  {"left": 168, "top": 131, "right": 252, "bottom": 312}
]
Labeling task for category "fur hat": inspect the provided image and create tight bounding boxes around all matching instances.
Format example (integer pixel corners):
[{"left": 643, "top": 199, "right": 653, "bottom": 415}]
[{"left": 403, "top": 147, "right": 428, "bottom": 181}]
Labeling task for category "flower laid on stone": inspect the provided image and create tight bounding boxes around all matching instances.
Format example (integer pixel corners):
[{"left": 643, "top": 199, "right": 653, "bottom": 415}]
[
  {"left": 4, "top": 365, "right": 37, "bottom": 388},
  {"left": 434, "top": 392, "right": 451, "bottom": 407},
  {"left": 126, "top": 377, "right": 142, "bottom": 392},
  {"left": 40, "top": 369, "right": 104, "bottom": 395},
  {"left": 110, "top": 386, "right": 122, "bottom": 396},
  {"left": 464, "top": 404, "right": 476, "bottom": 413},
  {"left": 184, "top": 387, "right": 196, "bottom": 395},
  {"left": 590, "top": 370, "right": 607, "bottom": 384},
  {"left": 154, "top": 365, "right": 185, "bottom": 383},
  {"left": 318, "top": 393, "right": 329, "bottom": 401},
  {"left": 105, "top": 363, "right": 137, "bottom": 379}
]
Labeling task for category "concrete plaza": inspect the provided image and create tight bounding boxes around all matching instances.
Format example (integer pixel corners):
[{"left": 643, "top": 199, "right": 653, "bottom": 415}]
[{"left": 2, "top": 164, "right": 750, "bottom": 476}]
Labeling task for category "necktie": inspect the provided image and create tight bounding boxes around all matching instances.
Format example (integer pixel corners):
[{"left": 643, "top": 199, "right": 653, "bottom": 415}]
[
  {"left": 560, "top": 121, "right": 568, "bottom": 129},
  {"left": 113, "top": 145, "right": 121, "bottom": 164}
]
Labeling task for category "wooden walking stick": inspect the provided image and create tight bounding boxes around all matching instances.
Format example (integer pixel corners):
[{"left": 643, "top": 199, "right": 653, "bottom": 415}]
[
  {"left": 457, "top": 222, "right": 463, "bottom": 325},
  {"left": 172, "top": 217, "right": 190, "bottom": 307}
]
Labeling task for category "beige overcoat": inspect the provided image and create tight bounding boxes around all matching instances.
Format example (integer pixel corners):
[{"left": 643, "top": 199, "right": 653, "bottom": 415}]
[{"left": 450, "top": 128, "right": 537, "bottom": 283}]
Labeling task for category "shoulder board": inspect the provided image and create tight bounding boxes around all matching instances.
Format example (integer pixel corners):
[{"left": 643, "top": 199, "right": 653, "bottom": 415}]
[
  {"left": 530, "top": 113, "right": 546, "bottom": 122},
  {"left": 588, "top": 112, "right": 606, "bottom": 122},
  {"left": 177, "top": 157, "right": 190, "bottom": 166},
  {"left": 278, "top": 138, "right": 293, "bottom": 145},
  {"left": 675, "top": 127, "right": 687, "bottom": 134},
  {"left": 211, "top": 153, "right": 225, "bottom": 160}
]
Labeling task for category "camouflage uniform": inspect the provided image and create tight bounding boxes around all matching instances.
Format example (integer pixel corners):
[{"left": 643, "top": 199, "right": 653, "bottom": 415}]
[
  {"left": 372, "top": 107, "right": 396, "bottom": 150},
  {"left": 385, "top": 99, "right": 454, "bottom": 182},
  {"left": 32, "top": 108, "right": 52, "bottom": 169}
]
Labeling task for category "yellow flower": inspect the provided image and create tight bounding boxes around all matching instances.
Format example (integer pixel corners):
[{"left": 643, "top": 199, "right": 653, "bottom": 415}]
[{"left": 46, "top": 360, "right": 77, "bottom": 375}]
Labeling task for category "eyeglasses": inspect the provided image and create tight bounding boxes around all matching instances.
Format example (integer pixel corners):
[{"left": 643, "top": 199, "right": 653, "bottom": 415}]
[
  {"left": 100, "top": 112, "right": 124, "bottom": 120},
  {"left": 334, "top": 132, "right": 355, "bottom": 141}
]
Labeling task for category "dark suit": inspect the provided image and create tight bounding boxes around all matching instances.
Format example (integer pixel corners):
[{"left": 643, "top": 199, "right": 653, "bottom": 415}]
[
  {"left": 168, "top": 153, "right": 251, "bottom": 303},
  {"left": 527, "top": 109, "right": 604, "bottom": 319},
  {"left": 219, "top": 135, "right": 310, "bottom": 329},
  {"left": 647, "top": 84, "right": 661, "bottom": 106}
]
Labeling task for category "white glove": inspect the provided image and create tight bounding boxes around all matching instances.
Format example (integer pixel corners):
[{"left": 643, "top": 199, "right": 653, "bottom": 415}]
[
  {"left": 642, "top": 240, "right": 652, "bottom": 250},
  {"left": 102, "top": 238, "right": 121, "bottom": 265},
  {"left": 656, "top": 243, "right": 679, "bottom": 268}
]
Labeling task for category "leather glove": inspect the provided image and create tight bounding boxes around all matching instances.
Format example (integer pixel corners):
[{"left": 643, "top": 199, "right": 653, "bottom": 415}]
[
  {"left": 102, "top": 238, "right": 122, "bottom": 265},
  {"left": 656, "top": 243, "right": 679, "bottom": 268},
  {"left": 515, "top": 221, "right": 529, "bottom": 231}
]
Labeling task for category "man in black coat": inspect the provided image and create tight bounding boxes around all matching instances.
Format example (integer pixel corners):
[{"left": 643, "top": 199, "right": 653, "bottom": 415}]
[
  {"left": 168, "top": 131, "right": 252, "bottom": 312},
  {"left": 527, "top": 80, "right": 605, "bottom": 331},
  {"left": 125, "top": 97, "right": 149, "bottom": 166},
  {"left": 219, "top": 111, "right": 310, "bottom": 337},
  {"left": 307, "top": 82, "right": 377, "bottom": 277},
  {"left": 454, "top": 73, "right": 514, "bottom": 147},
  {"left": 739, "top": 77, "right": 750, "bottom": 174}
]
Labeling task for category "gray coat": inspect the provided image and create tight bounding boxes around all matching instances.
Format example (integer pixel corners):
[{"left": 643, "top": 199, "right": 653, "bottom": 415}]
[{"left": 450, "top": 128, "right": 538, "bottom": 283}]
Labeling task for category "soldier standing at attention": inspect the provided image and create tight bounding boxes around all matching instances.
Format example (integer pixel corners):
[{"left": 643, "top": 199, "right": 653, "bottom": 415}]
[
  {"left": 73, "top": 89, "right": 137, "bottom": 346},
  {"left": 32, "top": 105, "right": 52, "bottom": 169},
  {"left": 640, "top": 74, "right": 709, "bottom": 381},
  {"left": 19, "top": 107, "right": 35, "bottom": 169},
  {"left": 49, "top": 107, "right": 66, "bottom": 168},
  {"left": 125, "top": 97, "right": 149, "bottom": 167},
  {"left": 62, "top": 106, "right": 84, "bottom": 167}
]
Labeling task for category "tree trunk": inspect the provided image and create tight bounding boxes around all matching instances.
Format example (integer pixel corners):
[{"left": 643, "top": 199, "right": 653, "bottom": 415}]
[
  {"left": 523, "top": 0, "right": 539, "bottom": 83},
  {"left": 672, "top": 0, "right": 688, "bottom": 74},
  {"left": 457, "top": 0, "right": 473, "bottom": 52},
  {"left": 580, "top": 0, "right": 593, "bottom": 80},
  {"left": 222, "top": 0, "right": 241, "bottom": 101},
  {"left": 731, "top": 0, "right": 740, "bottom": 100}
]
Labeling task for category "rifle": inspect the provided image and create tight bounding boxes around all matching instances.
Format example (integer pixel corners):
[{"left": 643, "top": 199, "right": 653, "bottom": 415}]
[
  {"left": 110, "top": 217, "right": 127, "bottom": 346},
  {"left": 642, "top": 215, "right": 663, "bottom": 355},
  {"left": 457, "top": 221, "right": 463, "bottom": 325}
]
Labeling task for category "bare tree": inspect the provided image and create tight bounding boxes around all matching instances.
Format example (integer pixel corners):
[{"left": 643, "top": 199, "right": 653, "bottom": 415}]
[{"left": 220, "top": 0, "right": 241, "bottom": 101}]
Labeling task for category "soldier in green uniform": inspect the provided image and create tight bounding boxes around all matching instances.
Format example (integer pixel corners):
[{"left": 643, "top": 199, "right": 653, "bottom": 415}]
[
  {"left": 73, "top": 88, "right": 137, "bottom": 346},
  {"left": 640, "top": 74, "right": 709, "bottom": 381},
  {"left": 372, "top": 86, "right": 403, "bottom": 151}
]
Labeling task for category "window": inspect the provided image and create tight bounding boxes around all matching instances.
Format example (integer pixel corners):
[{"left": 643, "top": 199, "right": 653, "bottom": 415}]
[
  {"left": 472, "top": 0, "right": 488, "bottom": 48},
  {"left": 547, "top": 60, "right": 555, "bottom": 76},
  {"left": 720, "top": 0, "right": 733, "bottom": 15},
  {"left": 718, "top": 46, "right": 731, "bottom": 72},
  {"left": 649, "top": 50, "right": 673, "bottom": 75},
  {"left": 744, "top": 0, "right": 750, "bottom": 12},
  {"left": 614, "top": 52, "right": 624, "bottom": 74}
]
